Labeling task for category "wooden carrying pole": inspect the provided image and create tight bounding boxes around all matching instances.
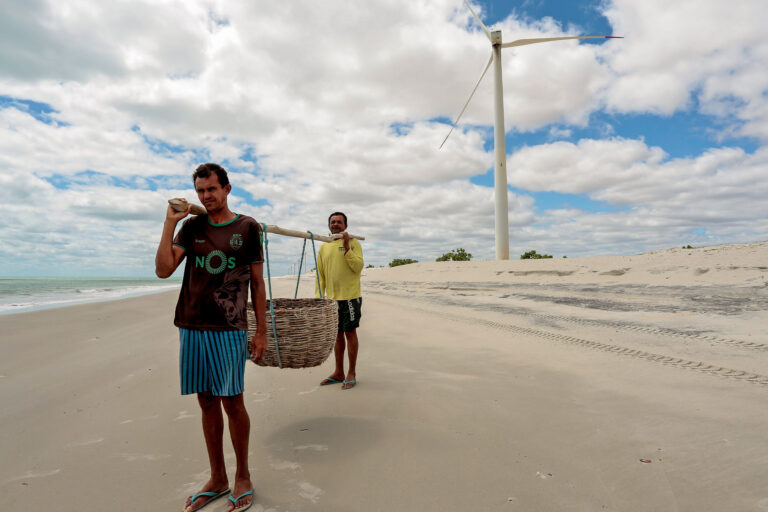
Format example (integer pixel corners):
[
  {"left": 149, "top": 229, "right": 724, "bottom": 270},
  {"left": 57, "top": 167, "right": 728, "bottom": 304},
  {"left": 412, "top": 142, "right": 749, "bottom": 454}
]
[
  {"left": 168, "top": 199, "right": 365, "bottom": 242},
  {"left": 263, "top": 224, "right": 364, "bottom": 242}
]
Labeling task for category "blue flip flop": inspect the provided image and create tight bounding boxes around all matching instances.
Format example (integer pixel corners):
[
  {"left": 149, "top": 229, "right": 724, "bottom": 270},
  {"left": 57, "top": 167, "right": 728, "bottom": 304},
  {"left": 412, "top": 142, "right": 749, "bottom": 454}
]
[
  {"left": 320, "top": 377, "right": 342, "bottom": 386},
  {"left": 185, "top": 488, "right": 229, "bottom": 511},
  {"left": 228, "top": 490, "right": 254, "bottom": 512},
  {"left": 342, "top": 380, "right": 357, "bottom": 390}
]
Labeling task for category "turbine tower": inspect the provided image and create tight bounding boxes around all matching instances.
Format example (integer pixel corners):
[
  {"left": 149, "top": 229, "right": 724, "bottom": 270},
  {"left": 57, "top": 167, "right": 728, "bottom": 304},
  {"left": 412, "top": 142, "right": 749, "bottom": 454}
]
[{"left": 441, "top": 0, "right": 621, "bottom": 260}]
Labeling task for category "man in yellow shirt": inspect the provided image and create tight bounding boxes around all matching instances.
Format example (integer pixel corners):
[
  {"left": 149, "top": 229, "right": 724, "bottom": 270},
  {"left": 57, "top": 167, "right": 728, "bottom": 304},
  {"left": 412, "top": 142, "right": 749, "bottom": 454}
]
[{"left": 315, "top": 212, "right": 364, "bottom": 390}]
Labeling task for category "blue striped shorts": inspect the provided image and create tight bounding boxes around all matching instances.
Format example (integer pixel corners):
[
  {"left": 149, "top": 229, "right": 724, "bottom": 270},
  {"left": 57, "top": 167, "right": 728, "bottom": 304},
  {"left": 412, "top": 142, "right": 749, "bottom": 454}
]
[{"left": 179, "top": 328, "right": 248, "bottom": 396}]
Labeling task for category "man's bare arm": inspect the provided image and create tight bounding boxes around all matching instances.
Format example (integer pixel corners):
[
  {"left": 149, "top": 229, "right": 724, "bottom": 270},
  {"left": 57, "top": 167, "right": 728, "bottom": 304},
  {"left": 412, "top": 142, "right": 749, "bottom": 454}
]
[
  {"left": 155, "top": 203, "right": 189, "bottom": 278},
  {"left": 249, "top": 262, "right": 268, "bottom": 361}
]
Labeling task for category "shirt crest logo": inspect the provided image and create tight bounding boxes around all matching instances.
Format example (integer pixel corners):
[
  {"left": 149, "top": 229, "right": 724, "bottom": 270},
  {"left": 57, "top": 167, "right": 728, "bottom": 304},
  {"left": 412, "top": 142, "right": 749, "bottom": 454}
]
[{"left": 230, "top": 233, "right": 243, "bottom": 250}]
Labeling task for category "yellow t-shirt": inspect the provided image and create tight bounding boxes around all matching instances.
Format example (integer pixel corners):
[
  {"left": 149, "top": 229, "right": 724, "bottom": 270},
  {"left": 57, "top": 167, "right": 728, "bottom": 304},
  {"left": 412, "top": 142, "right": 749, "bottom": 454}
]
[{"left": 315, "top": 238, "right": 364, "bottom": 300}]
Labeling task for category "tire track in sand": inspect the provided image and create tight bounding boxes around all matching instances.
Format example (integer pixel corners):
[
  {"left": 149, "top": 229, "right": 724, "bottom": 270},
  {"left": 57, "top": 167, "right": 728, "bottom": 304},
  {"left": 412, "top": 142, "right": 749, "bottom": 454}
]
[
  {"left": 370, "top": 292, "right": 768, "bottom": 387},
  {"left": 367, "top": 287, "right": 768, "bottom": 353},
  {"left": 527, "top": 312, "right": 768, "bottom": 352}
]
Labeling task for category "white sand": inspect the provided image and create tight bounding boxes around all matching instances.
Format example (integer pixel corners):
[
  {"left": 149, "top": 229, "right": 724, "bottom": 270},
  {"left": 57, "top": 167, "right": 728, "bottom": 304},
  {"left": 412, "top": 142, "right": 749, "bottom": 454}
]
[{"left": 1, "top": 241, "right": 767, "bottom": 511}]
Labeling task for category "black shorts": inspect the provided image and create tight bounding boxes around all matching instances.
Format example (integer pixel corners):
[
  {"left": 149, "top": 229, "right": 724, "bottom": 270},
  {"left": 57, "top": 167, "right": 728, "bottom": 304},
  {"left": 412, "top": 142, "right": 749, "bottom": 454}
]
[{"left": 337, "top": 297, "right": 362, "bottom": 332}]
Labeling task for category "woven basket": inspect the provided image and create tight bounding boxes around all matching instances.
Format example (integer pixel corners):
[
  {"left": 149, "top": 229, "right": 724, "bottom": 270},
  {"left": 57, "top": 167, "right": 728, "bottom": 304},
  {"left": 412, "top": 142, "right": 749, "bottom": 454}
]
[{"left": 247, "top": 298, "right": 338, "bottom": 368}]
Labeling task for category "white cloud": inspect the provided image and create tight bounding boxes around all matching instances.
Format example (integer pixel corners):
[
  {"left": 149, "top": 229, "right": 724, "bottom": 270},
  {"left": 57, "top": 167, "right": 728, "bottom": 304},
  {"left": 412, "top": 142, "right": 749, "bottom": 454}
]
[
  {"left": 509, "top": 139, "right": 768, "bottom": 215},
  {"left": 603, "top": 0, "right": 768, "bottom": 139},
  {"left": 505, "top": 140, "right": 768, "bottom": 256},
  {"left": 0, "top": 107, "right": 190, "bottom": 179},
  {"left": 0, "top": 0, "right": 214, "bottom": 81},
  {"left": 507, "top": 138, "right": 667, "bottom": 196}
]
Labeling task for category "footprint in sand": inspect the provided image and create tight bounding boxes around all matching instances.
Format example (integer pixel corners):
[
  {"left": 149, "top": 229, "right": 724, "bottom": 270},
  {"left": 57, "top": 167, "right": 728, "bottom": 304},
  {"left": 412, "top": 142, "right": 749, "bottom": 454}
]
[
  {"left": 118, "top": 453, "right": 170, "bottom": 462},
  {"left": 270, "top": 459, "right": 301, "bottom": 471},
  {"left": 536, "top": 471, "right": 553, "bottom": 480},
  {"left": 175, "top": 411, "right": 195, "bottom": 421},
  {"left": 5, "top": 469, "right": 61, "bottom": 483},
  {"left": 298, "top": 387, "right": 318, "bottom": 395},
  {"left": 297, "top": 481, "right": 325, "bottom": 503},
  {"left": 120, "top": 414, "right": 159, "bottom": 424},
  {"left": 66, "top": 438, "right": 104, "bottom": 447},
  {"left": 294, "top": 444, "right": 328, "bottom": 452}
]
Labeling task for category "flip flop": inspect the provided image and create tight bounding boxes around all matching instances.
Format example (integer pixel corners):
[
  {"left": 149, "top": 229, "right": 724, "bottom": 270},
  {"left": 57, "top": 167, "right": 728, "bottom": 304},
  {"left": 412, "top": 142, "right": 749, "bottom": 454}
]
[
  {"left": 228, "top": 490, "right": 254, "bottom": 512},
  {"left": 320, "top": 377, "right": 342, "bottom": 386},
  {"left": 342, "top": 380, "right": 357, "bottom": 390},
  {"left": 184, "top": 488, "right": 229, "bottom": 512}
]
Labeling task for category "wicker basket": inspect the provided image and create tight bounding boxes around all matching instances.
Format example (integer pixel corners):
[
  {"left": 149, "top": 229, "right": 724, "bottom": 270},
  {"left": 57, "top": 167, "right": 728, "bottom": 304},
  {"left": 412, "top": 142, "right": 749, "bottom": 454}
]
[{"left": 247, "top": 298, "right": 338, "bottom": 368}]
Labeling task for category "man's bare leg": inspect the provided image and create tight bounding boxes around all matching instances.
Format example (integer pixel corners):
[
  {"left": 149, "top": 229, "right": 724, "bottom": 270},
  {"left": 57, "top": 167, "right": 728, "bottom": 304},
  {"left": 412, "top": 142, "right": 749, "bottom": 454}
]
[
  {"left": 322, "top": 331, "right": 347, "bottom": 384},
  {"left": 221, "top": 394, "right": 253, "bottom": 511},
  {"left": 184, "top": 393, "right": 229, "bottom": 512},
  {"left": 342, "top": 329, "right": 358, "bottom": 389}
]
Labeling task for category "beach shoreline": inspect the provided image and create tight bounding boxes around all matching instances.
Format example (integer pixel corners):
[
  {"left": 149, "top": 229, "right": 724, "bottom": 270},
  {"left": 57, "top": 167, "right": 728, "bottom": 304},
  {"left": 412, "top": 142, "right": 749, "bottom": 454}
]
[
  {"left": 1, "top": 242, "right": 767, "bottom": 511},
  {"left": 0, "top": 274, "right": 310, "bottom": 316},
  {"left": 0, "top": 276, "right": 183, "bottom": 316}
]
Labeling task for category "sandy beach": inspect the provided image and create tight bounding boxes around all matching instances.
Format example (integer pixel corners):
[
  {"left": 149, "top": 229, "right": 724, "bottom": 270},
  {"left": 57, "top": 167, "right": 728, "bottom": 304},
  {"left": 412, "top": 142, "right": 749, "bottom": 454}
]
[{"left": 2, "top": 241, "right": 768, "bottom": 511}]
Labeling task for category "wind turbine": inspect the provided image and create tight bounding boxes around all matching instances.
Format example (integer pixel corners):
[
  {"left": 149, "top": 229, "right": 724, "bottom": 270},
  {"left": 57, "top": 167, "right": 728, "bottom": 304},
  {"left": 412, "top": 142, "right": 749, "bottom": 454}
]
[{"left": 441, "top": 0, "right": 622, "bottom": 260}]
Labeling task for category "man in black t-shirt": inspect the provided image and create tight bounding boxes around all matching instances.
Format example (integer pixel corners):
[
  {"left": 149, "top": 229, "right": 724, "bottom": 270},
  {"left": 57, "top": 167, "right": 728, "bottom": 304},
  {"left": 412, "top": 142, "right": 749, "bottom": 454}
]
[{"left": 156, "top": 163, "right": 265, "bottom": 512}]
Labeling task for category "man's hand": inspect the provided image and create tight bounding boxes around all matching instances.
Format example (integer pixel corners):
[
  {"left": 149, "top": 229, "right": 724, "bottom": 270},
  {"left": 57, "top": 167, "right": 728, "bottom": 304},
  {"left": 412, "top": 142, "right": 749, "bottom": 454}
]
[
  {"left": 249, "top": 332, "right": 267, "bottom": 362},
  {"left": 166, "top": 199, "right": 191, "bottom": 223},
  {"left": 341, "top": 231, "right": 350, "bottom": 253}
]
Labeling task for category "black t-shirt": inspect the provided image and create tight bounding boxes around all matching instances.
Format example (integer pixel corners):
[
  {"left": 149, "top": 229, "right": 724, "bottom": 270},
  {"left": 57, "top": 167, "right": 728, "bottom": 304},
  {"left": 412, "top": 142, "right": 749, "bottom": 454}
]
[{"left": 172, "top": 214, "right": 264, "bottom": 331}]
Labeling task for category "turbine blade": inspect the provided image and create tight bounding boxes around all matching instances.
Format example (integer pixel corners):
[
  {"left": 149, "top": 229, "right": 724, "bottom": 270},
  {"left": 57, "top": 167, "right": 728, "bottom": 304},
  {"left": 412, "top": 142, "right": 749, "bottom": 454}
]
[
  {"left": 463, "top": 0, "right": 491, "bottom": 41},
  {"left": 501, "top": 35, "right": 623, "bottom": 48},
  {"left": 440, "top": 52, "right": 494, "bottom": 149}
]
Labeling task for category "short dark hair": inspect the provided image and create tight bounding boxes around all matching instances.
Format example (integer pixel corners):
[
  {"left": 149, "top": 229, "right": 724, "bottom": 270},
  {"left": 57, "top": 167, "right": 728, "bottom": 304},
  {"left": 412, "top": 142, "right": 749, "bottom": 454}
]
[
  {"left": 328, "top": 211, "right": 347, "bottom": 226},
  {"left": 192, "top": 163, "right": 229, "bottom": 187}
]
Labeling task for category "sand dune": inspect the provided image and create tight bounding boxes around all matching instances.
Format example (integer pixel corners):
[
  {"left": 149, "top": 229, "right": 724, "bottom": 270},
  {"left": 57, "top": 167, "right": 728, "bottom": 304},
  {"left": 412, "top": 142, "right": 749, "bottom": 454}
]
[{"left": 1, "top": 241, "right": 767, "bottom": 511}]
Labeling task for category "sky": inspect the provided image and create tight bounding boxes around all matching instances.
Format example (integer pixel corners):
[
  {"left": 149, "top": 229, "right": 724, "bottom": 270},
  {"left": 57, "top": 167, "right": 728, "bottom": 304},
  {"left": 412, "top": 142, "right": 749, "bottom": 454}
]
[{"left": 1, "top": 0, "right": 767, "bottom": 277}]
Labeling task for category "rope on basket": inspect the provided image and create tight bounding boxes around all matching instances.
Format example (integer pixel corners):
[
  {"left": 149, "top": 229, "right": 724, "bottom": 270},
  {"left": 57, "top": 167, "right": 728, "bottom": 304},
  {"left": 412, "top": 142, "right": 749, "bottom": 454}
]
[
  {"left": 294, "top": 238, "right": 307, "bottom": 299},
  {"left": 260, "top": 223, "right": 283, "bottom": 368},
  {"left": 292, "top": 232, "right": 322, "bottom": 298},
  {"left": 293, "top": 232, "right": 322, "bottom": 298},
  {"left": 308, "top": 231, "right": 321, "bottom": 295}
]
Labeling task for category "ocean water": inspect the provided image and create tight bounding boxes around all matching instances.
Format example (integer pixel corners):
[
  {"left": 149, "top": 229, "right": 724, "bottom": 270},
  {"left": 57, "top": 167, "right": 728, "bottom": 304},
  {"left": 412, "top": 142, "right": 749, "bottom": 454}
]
[{"left": 0, "top": 277, "right": 182, "bottom": 315}]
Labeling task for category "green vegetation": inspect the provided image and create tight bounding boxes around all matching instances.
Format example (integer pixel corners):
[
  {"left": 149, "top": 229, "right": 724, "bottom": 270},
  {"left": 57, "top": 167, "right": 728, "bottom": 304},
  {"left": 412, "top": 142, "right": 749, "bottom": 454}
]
[
  {"left": 436, "top": 247, "right": 472, "bottom": 262},
  {"left": 682, "top": 245, "right": 694, "bottom": 249},
  {"left": 366, "top": 264, "right": 374, "bottom": 268},
  {"left": 389, "top": 258, "right": 418, "bottom": 267},
  {"left": 520, "top": 250, "right": 553, "bottom": 260}
]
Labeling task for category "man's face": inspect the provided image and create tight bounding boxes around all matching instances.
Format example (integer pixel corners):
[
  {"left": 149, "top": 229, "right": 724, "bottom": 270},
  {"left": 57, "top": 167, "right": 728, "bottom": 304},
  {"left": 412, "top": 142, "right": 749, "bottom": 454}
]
[
  {"left": 329, "top": 215, "right": 347, "bottom": 234},
  {"left": 195, "top": 174, "right": 230, "bottom": 213}
]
